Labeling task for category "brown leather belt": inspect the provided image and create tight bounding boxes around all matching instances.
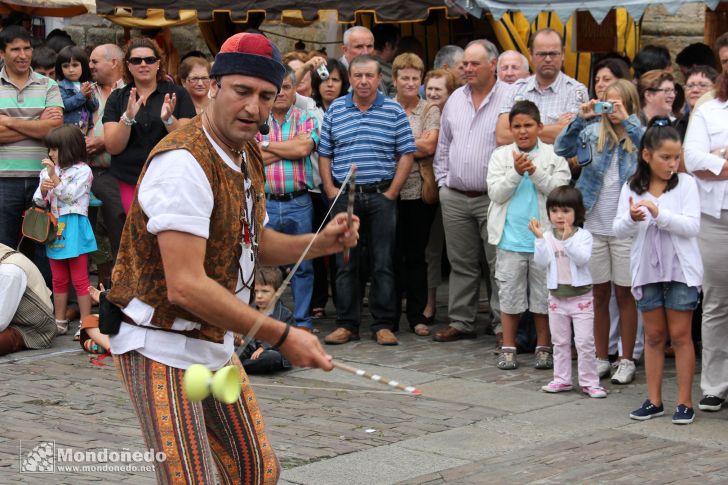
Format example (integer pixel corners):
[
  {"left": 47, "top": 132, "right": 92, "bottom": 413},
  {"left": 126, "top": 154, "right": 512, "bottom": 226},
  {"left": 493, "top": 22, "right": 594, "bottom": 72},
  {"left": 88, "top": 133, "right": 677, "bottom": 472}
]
[
  {"left": 449, "top": 187, "right": 486, "bottom": 198},
  {"left": 265, "top": 189, "right": 308, "bottom": 201}
]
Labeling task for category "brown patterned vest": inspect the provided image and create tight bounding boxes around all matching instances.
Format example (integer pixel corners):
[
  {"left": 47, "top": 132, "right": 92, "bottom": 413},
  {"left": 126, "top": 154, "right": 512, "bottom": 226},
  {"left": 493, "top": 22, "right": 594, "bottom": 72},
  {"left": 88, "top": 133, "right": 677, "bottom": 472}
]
[{"left": 107, "top": 116, "right": 267, "bottom": 343}]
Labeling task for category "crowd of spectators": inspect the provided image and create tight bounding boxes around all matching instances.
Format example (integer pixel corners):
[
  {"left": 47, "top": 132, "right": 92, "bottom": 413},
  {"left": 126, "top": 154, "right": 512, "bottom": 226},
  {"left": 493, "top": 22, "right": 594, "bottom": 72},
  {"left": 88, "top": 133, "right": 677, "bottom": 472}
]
[{"left": 1, "top": 18, "right": 728, "bottom": 423}]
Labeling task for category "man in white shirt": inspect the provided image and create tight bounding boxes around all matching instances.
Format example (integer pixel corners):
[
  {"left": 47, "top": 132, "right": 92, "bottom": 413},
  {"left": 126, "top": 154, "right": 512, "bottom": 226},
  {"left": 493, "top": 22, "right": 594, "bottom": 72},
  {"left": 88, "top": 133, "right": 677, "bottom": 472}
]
[{"left": 106, "top": 33, "right": 359, "bottom": 484}]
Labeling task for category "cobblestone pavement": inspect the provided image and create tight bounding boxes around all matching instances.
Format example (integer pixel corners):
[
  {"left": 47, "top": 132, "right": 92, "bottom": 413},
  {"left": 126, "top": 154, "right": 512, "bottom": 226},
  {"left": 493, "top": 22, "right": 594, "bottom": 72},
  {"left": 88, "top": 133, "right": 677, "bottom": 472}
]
[{"left": 1, "top": 283, "right": 726, "bottom": 484}]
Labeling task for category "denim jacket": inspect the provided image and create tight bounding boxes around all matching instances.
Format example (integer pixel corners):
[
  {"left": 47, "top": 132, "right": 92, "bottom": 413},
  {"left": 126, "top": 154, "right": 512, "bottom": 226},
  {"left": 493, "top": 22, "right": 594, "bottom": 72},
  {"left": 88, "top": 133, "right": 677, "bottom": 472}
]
[
  {"left": 58, "top": 79, "right": 99, "bottom": 132},
  {"left": 554, "top": 114, "right": 644, "bottom": 212}
]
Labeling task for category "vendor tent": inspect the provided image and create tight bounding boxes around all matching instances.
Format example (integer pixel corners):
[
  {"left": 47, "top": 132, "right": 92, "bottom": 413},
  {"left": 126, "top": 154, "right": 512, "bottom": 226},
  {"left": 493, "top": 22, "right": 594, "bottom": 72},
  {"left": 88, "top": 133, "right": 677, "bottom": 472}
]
[
  {"left": 95, "top": 1, "right": 458, "bottom": 25},
  {"left": 0, "top": 0, "right": 94, "bottom": 16},
  {"left": 96, "top": 0, "right": 726, "bottom": 85}
]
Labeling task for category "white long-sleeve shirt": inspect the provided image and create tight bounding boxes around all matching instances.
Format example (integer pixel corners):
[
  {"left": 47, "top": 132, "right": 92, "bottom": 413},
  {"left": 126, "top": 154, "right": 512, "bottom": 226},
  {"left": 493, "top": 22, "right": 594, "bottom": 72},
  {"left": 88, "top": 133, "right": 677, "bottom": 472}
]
[
  {"left": 534, "top": 228, "right": 593, "bottom": 290},
  {"left": 612, "top": 174, "right": 703, "bottom": 289},
  {"left": 684, "top": 98, "right": 728, "bottom": 218},
  {"left": 486, "top": 140, "right": 571, "bottom": 246},
  {"left": 33, "top": 162, "right": 92, "bottom": 218}
]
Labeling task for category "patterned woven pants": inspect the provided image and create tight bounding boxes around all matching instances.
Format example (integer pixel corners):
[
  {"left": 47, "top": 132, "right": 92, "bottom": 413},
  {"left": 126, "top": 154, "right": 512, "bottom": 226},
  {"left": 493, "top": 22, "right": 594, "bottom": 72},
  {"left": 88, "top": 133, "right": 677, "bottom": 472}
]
[{"left": 114, "top": 351, "right": 280, "bottom": 484}]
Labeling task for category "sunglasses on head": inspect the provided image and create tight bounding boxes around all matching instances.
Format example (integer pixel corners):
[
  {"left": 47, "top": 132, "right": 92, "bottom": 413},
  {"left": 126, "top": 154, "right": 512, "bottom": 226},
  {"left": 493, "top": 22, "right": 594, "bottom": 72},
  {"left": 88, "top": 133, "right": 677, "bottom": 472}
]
[{"left": 128, "top": 56, "right": 159, "bottom": 66}]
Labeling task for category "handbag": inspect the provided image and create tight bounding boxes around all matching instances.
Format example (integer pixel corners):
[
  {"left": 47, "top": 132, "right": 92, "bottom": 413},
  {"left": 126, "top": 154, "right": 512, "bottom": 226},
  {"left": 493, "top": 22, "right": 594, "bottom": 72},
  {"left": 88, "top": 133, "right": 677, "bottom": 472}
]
[
  {"left": 419, "top": 158, "right": 439, "bottom": 204},
  {"left": 576, "top": 138, "right": 593, "bottom": 167},
  {"left": 21, "top": 204, "right": 57, "bottom": 244}
]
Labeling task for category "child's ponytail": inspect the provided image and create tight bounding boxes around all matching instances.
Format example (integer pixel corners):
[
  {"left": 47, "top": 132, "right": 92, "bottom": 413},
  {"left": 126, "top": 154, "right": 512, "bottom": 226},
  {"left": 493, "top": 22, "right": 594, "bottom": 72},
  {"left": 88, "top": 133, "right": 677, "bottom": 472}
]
[{"left": 628, "top": 117, "right": 680, "bottom": 195}]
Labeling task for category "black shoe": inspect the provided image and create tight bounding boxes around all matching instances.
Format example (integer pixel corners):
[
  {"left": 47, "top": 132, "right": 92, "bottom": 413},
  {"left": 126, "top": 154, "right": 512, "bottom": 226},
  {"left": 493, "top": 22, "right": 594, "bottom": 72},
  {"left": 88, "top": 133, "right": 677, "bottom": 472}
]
[{"left": 698, "top": 395, "right": 724, "bottom": 412}]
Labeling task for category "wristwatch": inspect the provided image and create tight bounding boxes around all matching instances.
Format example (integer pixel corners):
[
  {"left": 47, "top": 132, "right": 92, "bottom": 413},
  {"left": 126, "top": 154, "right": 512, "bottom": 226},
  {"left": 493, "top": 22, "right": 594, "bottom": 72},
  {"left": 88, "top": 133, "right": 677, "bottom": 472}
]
[
  {"left": 162, "top": 116, "right": 175, "bottom": 126},
  {"left": 261, "top": 140, "right": 270, "bottom": 151}
]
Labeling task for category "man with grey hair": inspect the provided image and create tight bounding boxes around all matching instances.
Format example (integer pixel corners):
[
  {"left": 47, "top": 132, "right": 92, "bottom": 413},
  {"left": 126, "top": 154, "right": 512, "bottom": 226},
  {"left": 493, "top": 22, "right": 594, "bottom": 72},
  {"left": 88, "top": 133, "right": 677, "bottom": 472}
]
[
  {"left": 340, "top": 26, "right": 375, "bottom": 69},
  {"left": 432, "top": 39, "right": 509, "bottom": 343},
  {"left": 87, "top": 43, "right": 126, "bottom": 262},
  {"left": 433, "top": 44, "right": 465, "bottom": 85},
  {"left": 256, "top": 65, "right": 319, "bottom": 332},
  {"left": 497, "top": 50, "right": 530, "bottom": 84}
]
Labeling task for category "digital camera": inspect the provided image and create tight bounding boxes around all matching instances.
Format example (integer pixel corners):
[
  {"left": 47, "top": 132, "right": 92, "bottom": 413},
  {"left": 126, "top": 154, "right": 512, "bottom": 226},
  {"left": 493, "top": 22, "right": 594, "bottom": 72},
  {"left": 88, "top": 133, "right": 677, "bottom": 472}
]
[
  {"left": 594, "top": 101, "right": 614, "bottom": 114},
  {"left": 316, "top": 64, "right": 329, "bottom": 81}
]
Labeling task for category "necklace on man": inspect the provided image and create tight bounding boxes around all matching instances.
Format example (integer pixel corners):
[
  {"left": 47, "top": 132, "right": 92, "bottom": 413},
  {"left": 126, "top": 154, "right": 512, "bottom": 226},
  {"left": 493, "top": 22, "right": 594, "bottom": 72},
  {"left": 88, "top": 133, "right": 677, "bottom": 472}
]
[
  {"left": 202, "top": 113, "right": 258, "bottom": 294},
  {"left": 203, "top": 112, "right": 246, "bottom": 164}
]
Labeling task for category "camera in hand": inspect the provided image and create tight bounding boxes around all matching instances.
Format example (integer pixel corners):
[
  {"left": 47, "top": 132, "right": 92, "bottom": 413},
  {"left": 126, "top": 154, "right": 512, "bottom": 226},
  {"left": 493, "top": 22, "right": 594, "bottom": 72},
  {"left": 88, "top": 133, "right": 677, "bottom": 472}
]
[
  {"left": 594, "top": 101, "right": 614, "bottom": 114},
  {"left": 316, "top": 64, "right": 329, "bottom": 81}
]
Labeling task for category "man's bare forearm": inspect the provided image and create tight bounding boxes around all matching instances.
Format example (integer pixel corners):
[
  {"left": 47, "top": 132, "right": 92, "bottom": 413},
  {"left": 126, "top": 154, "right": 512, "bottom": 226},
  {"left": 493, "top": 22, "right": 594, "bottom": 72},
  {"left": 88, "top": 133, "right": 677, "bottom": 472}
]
[
  {"left": 158, "top": 232, "right": 288, "bottom": 343},
  {"left": 0, "top": 125, "right": 26, "bottom": 143},
  {"left": 9, "top": 118, "right": 62, "bottom": 140}
]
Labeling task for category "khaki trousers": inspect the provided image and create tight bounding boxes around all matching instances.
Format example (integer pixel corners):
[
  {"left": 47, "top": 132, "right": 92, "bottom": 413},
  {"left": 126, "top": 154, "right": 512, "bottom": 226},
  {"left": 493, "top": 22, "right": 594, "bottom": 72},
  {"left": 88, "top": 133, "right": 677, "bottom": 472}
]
[{"left": 439, "top": 186, "right": 500, "bottom": 333}]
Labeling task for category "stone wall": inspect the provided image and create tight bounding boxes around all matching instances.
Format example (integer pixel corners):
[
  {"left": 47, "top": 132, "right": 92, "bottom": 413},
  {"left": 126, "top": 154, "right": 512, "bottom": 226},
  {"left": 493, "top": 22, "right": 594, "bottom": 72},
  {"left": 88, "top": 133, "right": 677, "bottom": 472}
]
[
  {"left": 640, "top": 3, "right": 707, "bottom": 77},
  {"left": 62, "top": 14, "right": 210, "bottom": 58}
]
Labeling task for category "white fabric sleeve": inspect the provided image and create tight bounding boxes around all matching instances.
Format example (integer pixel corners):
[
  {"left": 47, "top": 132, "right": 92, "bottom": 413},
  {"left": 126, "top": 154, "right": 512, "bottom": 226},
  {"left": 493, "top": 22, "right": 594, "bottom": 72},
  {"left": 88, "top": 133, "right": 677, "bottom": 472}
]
[
  {"left": 138, "top": 150, "right": 214, "bottom": 238},
  {"left": 0, "top": 264, "right": 27, "bottom": 331}
]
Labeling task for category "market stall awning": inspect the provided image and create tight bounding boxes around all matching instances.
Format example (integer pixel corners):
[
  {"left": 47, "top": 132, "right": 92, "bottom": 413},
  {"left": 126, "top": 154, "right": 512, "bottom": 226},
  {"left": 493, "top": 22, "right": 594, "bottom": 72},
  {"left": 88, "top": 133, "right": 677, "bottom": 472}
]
[
  {"left": 449, "top": 0, "right": 720, "bottom": 24},
  {"left": 96, "top": 0, "right": 458, "bottom": 25},
  {"left": 0, "top": 0, "right": 94, "bottom": 16}
]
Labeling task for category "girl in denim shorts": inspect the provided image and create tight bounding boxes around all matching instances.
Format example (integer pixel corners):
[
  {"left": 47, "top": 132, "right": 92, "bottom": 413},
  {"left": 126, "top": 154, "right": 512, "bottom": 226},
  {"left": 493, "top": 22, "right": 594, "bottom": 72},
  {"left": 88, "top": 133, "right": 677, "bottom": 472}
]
[{"left": 613, "top": 118, "right": 703, "bottom": 424}]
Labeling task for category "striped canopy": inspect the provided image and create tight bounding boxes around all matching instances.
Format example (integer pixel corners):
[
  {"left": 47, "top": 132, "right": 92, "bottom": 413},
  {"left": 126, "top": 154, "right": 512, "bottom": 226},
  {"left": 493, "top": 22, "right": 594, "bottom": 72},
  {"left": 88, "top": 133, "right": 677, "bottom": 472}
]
[
  {"left": 451, "top": 0, "right": 719, "bottom": 24},
  {"left": 96, "top": 0, "right": 456, "bottom": 25}
]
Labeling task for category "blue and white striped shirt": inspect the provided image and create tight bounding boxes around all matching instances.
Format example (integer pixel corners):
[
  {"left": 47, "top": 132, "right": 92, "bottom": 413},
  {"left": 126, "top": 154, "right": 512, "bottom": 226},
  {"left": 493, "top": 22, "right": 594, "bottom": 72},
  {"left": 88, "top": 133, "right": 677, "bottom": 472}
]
[{"left": 318, "top": 91, "right": 416, "bottom": 185}]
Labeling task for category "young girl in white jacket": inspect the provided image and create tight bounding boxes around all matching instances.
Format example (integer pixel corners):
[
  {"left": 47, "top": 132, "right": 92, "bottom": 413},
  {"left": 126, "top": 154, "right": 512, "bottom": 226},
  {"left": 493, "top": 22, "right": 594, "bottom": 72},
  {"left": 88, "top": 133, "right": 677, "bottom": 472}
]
[
  {"left": 531, "top": 186, "right": 606, "bottom": 398},
  {"left": 613, "top": 118, "right": 702, "bottom": 425},
  {"left": 33, "top": 125, "right": 97, "bottom": 336}
]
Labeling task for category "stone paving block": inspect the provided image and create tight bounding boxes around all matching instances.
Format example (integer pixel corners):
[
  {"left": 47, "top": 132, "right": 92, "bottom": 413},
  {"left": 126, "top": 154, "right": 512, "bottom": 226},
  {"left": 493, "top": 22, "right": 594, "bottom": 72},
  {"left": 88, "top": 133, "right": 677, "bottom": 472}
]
[
  {"left": 418, "top": 377, "right": 580, "bottom": 413},
  {"left": 282, "top": 445, "right": 468, "bottom": 485}
]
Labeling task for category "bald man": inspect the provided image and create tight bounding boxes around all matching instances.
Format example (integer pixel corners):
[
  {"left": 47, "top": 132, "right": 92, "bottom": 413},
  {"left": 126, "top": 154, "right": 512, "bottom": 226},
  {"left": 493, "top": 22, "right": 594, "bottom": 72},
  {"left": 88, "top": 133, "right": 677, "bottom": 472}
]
[
  {"left": 88, "top": 43, "right": 126, "bottom": 262},
  {"left": 497, "top": 50, "right": 530, "bottom": 84}
]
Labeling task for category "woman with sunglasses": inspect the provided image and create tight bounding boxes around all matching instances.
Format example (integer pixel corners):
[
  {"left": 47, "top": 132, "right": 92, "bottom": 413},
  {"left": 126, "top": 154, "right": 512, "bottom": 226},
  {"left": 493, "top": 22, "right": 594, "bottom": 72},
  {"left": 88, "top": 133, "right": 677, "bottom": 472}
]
[
  {"left": 178, "top": 56, "right": 212, "bottom": 115},
  {"left": 103, "top": 37, "right": 196, "bottom": 213}
]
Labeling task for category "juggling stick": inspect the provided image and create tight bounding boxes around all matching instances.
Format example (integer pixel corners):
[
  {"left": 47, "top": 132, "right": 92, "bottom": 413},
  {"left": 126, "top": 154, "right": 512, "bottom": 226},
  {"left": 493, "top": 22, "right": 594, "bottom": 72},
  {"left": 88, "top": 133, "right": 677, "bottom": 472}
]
[
  {"left": 183, "top": 360, "right": 422, "bottom": 403},
  {"left": 332, "top": 361, "right": 422, "bottom": 396},
  {"left": 342, "top": 165, "right": 357, "bottom": 264}
]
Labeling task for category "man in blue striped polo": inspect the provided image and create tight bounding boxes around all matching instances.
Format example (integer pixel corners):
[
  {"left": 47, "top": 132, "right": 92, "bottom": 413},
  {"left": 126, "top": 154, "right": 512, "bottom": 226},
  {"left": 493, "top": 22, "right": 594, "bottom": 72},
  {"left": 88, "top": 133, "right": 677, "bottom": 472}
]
[
  {"left": 319, "top": 54, "right": 416, "bottom": 346},
  {"left": 0, "top": 26, "right": 63, "bottom": 283}
]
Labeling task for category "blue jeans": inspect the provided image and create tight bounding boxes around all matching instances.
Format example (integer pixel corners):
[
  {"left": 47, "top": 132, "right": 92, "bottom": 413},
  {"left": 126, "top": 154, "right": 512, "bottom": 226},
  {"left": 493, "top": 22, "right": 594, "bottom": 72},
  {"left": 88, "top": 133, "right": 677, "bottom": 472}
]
[
  {"left": 0, "top": 177, "right": 51, "bottom": 286},
  {"left": 637, "top": 281, "right": 699, "bottom": 312},
  {"left": 331, "top": 191, "right": 398, "bottom": 333},
  {"left": 265, "top": 193, "right": 314, "bottom": 329}
]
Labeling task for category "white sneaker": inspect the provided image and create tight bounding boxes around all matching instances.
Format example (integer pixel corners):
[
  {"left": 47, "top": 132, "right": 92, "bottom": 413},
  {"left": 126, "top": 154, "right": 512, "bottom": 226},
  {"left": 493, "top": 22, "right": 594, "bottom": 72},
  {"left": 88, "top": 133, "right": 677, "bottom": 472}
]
[
  {"left": 596, "top": 358, "right": 611, "bottom": 379},
  {"left": 611, "top": 359, "right": 636, "bottom": 385}
]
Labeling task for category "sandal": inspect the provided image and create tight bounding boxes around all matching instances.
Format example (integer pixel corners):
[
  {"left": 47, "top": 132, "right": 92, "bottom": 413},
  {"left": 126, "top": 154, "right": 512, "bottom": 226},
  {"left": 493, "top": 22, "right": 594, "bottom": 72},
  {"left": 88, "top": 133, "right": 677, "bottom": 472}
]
[
  {"left": 413, "top": 324, "right": 430, "bottom": 337},
  {"left": 311, "top": 308, "right": 325, "bottom": 319},
  {"left": 56, "top": 319, "right": 69, "bottom": 336}
]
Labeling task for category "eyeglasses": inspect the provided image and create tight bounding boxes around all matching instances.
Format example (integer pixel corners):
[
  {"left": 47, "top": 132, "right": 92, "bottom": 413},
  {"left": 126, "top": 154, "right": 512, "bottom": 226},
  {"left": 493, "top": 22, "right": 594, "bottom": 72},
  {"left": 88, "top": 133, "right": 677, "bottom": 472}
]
[
  {"left": 533, "top": 51, "right": 562, "bottom": 59},
  {"left": 649, "top": 88, "right": 676, "bottom": 95},
  {"left": 186, "top": 76, "right": 210, "bottom": 84},
  {"left": 128, "top": 56, "right": 159, "bottom": 66},
  {"left": 685, "top": 82, "right": 713, "bottom": 90}
]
